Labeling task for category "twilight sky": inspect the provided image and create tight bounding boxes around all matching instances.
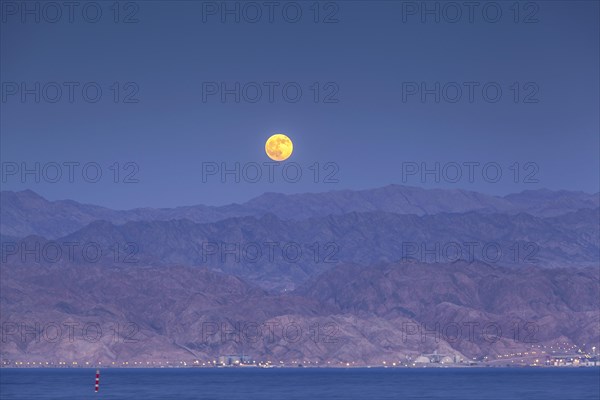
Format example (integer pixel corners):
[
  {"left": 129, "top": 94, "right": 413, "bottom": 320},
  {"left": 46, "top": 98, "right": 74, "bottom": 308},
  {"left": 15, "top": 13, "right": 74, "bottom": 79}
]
[{"left": 1, "top": 0, "right": 598, "bottom": 209}]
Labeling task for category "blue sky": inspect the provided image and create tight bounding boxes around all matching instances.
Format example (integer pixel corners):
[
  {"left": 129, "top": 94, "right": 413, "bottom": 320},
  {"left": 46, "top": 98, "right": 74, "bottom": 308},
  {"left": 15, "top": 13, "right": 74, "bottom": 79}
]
[{"left": 1, "top": 0, "right": 598, "bottom": 208}]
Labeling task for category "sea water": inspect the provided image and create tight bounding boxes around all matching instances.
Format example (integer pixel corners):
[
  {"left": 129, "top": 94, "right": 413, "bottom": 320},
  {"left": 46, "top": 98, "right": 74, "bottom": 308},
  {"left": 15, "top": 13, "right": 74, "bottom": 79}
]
[{"left": 1, "top": 367, "right": 599, "bottom": 399}]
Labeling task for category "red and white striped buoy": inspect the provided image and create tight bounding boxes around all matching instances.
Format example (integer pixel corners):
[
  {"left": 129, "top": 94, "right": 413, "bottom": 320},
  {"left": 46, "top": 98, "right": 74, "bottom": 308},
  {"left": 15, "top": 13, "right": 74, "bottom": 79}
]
[{"left": 95, "top": 369, "right": 100, "bottom": 393}]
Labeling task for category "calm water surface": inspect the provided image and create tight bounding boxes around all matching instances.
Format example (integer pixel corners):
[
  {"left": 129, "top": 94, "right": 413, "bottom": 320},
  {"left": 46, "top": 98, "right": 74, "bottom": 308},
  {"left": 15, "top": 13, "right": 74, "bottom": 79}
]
[{"left": 1, "top": 368, "right": 599, "bottom": 399}]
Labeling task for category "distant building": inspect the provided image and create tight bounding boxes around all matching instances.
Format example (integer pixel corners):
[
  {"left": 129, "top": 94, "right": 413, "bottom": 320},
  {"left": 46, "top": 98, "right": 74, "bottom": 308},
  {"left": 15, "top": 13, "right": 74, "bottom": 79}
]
[
  {"left": 218, "top": 355, "right": 252, "bottom": 366},
  {"left": 582, "top": 357, "right": 599, "bottom": 367},
  {"left": 548, "top": 355, "right": 599, "bottom": 367},
  {"left": 415, "top": 351, "right": 457, "bottom": 364}
]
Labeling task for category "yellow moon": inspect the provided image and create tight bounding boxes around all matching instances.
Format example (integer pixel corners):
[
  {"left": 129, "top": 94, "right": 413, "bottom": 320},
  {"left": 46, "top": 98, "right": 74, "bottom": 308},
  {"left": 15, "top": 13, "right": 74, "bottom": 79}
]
[{"left": 265, "top": 134, "right": 293, "bottom": 161}]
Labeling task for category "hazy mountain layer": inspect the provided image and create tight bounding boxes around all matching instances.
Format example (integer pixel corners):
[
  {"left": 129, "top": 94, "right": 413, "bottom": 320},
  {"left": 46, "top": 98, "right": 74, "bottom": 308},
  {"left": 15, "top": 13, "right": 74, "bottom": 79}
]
[
  {"left": 3, "top": 208, "right": 597, "bottom": 290},
  {"left": 2, "top": 187, "right": 598, "bottom": 238}
]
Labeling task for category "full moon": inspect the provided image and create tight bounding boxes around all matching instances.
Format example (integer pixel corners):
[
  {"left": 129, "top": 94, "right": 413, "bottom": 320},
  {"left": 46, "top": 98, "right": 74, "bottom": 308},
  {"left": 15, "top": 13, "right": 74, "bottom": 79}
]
[{"left": 265, "top": 134, "right": 293, "bottom": 161}]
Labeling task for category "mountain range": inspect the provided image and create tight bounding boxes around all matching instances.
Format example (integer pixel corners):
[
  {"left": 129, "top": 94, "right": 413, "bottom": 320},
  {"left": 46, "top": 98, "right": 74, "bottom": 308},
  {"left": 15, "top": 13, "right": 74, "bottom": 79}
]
[
  {"left": 1, "top": 261, "right": 597, "bottom": 365},
  {"left": 0, "top": 186, "right": 598, "bottom": 365},
  {"left": 2, "top": 186, "right": 598, "bottom": 239}
]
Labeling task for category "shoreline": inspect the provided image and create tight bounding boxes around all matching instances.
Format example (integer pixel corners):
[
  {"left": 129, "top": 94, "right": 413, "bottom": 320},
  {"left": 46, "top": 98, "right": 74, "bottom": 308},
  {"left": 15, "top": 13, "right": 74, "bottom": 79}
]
[{"left": 2, "top": 365, "right": 599, "bottom": 370}]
